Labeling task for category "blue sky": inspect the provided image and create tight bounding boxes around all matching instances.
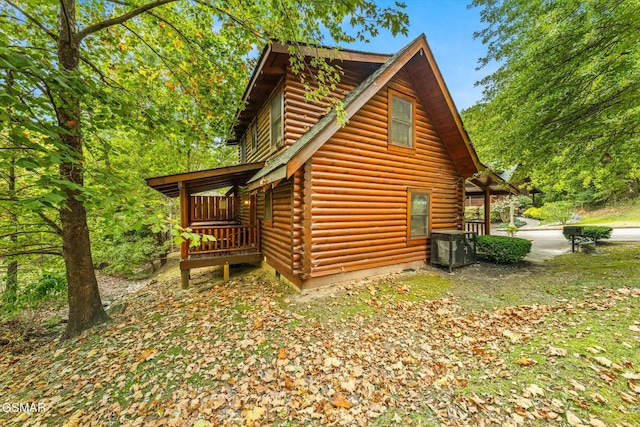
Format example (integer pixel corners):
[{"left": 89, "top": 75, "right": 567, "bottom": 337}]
[{"left": 343, "top": 0, "right": 494, "bottom": 111}]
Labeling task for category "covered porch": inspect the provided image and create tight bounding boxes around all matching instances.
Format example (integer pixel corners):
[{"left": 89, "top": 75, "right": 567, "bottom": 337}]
[
  {"left": 465, "top": 169, "right": 520, "bottom": 235},
  {"left": 146, "top": 162, "right": 265, "bottom": 288}
]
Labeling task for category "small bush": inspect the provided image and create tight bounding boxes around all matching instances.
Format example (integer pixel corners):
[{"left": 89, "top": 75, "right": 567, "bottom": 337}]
[
  {"left": 563, "top": 226, "right": 613, "bottom": 245},
  {"left": 1, "top": 272, "right": 68, "bottom": 319},
  {"left": 92, "top": 227, "right": 169, "bottom": 278},
  {"left": 465, "top": 206, "right": 482, "bottom": 220},
  {"left": 499, "top": 218, "right": 527, "bottom": 228},
  {"left": 540, "top": 201, "right": 573, "bottom": 224},
  {"left": 503, "top": 225, "right": 519, "bottom": 237},
  {"left": 523, "top": 207, "right": 545, "bottom": 220},
  {"left": 477, "top": 235, "right": 532, "bottom": 264},
  {"left": 28, "top": 273, "right": 67, "bottom": 298},
  {"left": 516, "top": 195, "right": 533, "bottom": 211}
]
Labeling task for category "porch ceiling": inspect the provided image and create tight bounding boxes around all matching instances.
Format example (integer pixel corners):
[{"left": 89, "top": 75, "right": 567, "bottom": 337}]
[
  {"left": 466, "top": 169, "right": 519, "bottom": 196},
  {"left": 146, "top": 162, "right": 265, "bottom": 197}
]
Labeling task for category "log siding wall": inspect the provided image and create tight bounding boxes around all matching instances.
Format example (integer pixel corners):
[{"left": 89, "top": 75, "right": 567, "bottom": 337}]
[
  {"left": 306, "top": 70, "right": 463, "bottom": 278},
  {"left": 258, "top": 178, "right": 296, "bottom": 282},
  {"left": 242, "top": 65, "right": 369, "bottom": 164},
  {"left": 237, "top": 64, "right": 373, "bottom": 285}
]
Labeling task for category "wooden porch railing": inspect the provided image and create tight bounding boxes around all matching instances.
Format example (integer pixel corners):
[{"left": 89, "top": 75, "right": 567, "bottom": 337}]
[
  {"left": 465, "top": 220, "right": 486, "bottom": 236},
  {"left": 188, "top": 223, "right": 260, "bottom": 255},
  {"left": 191, "top": 195, "right": 237, "bottom": 222}
]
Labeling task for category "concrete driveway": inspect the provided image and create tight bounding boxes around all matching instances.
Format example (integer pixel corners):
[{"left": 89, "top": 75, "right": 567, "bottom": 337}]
[{"left": 491, "top": 221, "right": 640, "bottom": 263}]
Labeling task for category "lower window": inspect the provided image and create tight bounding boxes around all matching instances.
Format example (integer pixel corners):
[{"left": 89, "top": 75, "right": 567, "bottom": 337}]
[{"left": 408, "top": 189, "right": 430, "bottom": 239}]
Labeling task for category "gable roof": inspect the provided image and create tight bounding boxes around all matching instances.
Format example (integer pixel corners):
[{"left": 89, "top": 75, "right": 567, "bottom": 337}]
[
  {"left": 246, "top": 34, "right": 483, "bottom": 190},
  {"left": 229, "top": 41, "right": 390, "bottom": 145}
]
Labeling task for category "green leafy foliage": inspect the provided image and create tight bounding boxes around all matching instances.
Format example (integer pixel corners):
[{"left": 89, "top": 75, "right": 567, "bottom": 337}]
[
  {"left": 516, "top": 195, "right": 533, "bottom": 211},
  {"left": 1, "top": 0, "right": 409, "bottom": 336},
  {"left": 92, "top": 228, "right": 169, "bottom": 278},
  {"left": 499, "top": 218, "right": 526, "bottom": 228},
  {"left": 465, "top": 206, "right": 483, "bottom": 220},
  {"left": 476, "top": 235, "right": 532, "bottom": 264},
  {"left": 490, "top": 196, "right": 520, "bottom": 223},
  {"left": 503, "top": 225, "right": 519, "bottom": 237},
  {"left": 522, "top": 207, "right": 544, "bottom": 220},
  {"left": 563, "top": 225, "right": 613, "bottom": 245},
  {"left": 539, "top": 201, "right": 573, "bottom": 224},
  {"left": 0, "top": 272, "right": 67, "bottom": 319},
  {"left": 465, "top": 0, "right": 640, "bottom": 204}
]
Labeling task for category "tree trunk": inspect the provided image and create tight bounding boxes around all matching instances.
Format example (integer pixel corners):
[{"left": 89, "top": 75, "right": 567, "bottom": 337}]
[
  {"left": 3, "top": 71, "right": 18, "bottom": 304},
  {"left": 4, "top": 158, "right": 18, "bottom": 303},
  {"left": 57, "top": 0, "right": 109, "bottom": 338}
]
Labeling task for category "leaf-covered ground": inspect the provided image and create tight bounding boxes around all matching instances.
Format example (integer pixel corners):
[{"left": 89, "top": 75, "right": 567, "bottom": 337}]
[{"left": 1, "top": 244, "right": 639, "bottom": 427}]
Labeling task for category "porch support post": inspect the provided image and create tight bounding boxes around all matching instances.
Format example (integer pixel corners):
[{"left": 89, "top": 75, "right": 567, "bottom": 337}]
[
  {"left": 179, "top": 181, "right": 190, "bottom": 288},
  {"left": 223, "top": 262, "right": 230, "bottom": 281},
  {"left": 484, "top": 187, "right": 491, "bottom": 236},
  {"left": 181, "top": 270, "right": 189, "bottom": 289}
]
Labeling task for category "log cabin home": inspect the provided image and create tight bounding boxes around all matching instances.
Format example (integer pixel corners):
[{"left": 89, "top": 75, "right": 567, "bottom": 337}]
[{"left": 147, "top": 34, "right": 509, "bottom": 289}]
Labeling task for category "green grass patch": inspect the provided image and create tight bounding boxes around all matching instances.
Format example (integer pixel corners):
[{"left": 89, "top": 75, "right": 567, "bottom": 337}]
[
  {"left": 449, "top": 242, "right": 640, "bottom": 312},
  {"left": 372, "top": 408, "right": 441, "bottom": 426},
  {"left": 576, "top": 199, "right": 640, "bottom": 227},
  {"left": 293, "top": 271, "right": 454, "bottom": 324},
  {"left": 460, "top": 297, "right": 640, "bottom": 426}
]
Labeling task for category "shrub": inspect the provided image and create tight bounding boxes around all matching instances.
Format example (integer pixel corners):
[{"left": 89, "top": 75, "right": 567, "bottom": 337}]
[
  {"left": 498, "top": 218, "right": 527, "bottom": 228},
  {"left": 523, "top": 207, "right": 545, "bottom": 220},
  {"left": 476, "top": 235, "right": 532, "bottom": 264},
  {"left": 1, "top": 272, "right": 68, "bottom": 319},
  {"left": 465, "top": 206, "right": 482, "bottom": 220},
  {"left": 28, "top": 273, "right": 67, "bottom": 298},
  {"left": 516, "top": 195, "right": 533, "bottom": 211},
  {"left": 92, "top": 226, "right": 169, "bottom": 278},
  {"left": 539, "top": 201, "right": 573, "bottom": 224},
  {"left": 491, "top": 196, "right": 520, "bottom": 223},
  {"left": 503, "top": 225, "right": 519, "bottom": 237},
  {"left": 563, "top": 225, "right": 613, "bottom": 245}
]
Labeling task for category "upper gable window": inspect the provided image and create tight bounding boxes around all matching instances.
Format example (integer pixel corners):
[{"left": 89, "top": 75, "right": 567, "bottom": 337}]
[
  {"left": 388, "top": 90, "right": 415, "bottom": 148},
  {"left": 239, "top": 135, "right": 246, "bottom": 163},
  {"left": 249, "top": 121, "right": 257, "bottom": 154},
  {"left": 270, "top": 90, "right": 283, "bottom": 148}
]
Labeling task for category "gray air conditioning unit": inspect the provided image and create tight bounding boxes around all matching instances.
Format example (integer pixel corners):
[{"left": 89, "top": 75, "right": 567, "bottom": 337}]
[{"left": 430, "top": 230, "right": 477, "bottom": 272}]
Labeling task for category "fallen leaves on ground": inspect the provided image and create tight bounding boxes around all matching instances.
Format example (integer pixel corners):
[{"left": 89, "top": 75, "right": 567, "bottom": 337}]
[{"left": 0, "top": 269, "right": 638, "bottom": 427}]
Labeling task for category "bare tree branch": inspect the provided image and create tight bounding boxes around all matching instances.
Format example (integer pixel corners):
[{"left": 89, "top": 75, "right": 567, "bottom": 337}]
[
  {"left": 194, "top": 0, "right": 267, "bottom": 41},
  {"left": 76, "top": 0, "right": 177, "bottom": 41},
  {"left": 0, "top": 230, "right": 60, "bottom": 239},
  {"left": 121, "top": 22, "right": 189, "bottom": 93},
  {"left": 2, "top": 0, "right": 58, "bottom": 41},
  {"left": 0, "top": 248, "right": 62, "bottom": 257},
  {"left": 38, "top": 212, "right": 63, "bottom": 236},
  {"left": 147, "top": 10, "right": 194, "bottom": 50}
]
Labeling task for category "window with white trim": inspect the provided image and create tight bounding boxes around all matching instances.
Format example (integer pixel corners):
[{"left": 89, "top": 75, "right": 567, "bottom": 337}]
[
  {"left": 270, "top": 90, "right": 283, "bottom": 148},
  {"left": 264, "top": 189, "right": 273, "bottom": 222},
  {"left": 408, "top": 189, "right": 430, "bottom": 239},
  {"left": 389, "top": 91, "right": 415, "bottom": 148},
  {"left": 249, "top": 121, "right": 257, "bottom": 154}
]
